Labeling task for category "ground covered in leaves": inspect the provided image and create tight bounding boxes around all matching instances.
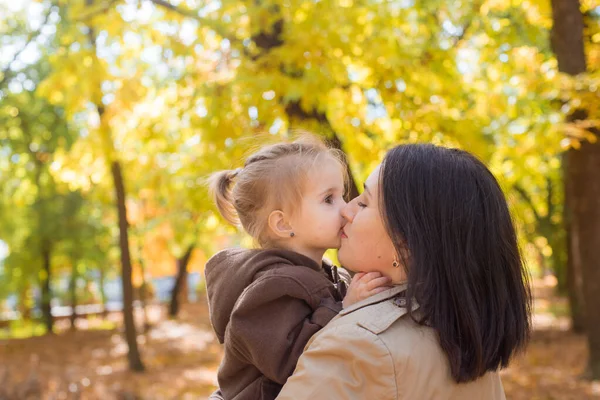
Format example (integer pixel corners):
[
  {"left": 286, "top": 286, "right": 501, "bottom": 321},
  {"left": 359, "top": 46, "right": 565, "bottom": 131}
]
[
  {"left": 1, "top": 281, "right": 599, "bottom": 399},
  {"left": 0, "top": 303, "right": 222, "bottom": 399}
]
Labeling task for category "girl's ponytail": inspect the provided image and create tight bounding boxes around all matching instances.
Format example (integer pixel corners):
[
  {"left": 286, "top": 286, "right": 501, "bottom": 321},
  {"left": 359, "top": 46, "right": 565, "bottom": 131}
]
[{"left": 208, "top": 168, "right": 242, "bottom": 226}]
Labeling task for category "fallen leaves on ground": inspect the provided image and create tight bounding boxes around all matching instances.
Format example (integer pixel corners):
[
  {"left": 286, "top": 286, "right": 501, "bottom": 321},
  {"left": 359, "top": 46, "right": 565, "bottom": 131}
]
[
  {"left": 502, "top": 279, "right": 599, "bottom": 399},
  {"left": 1, "top": 281, "right": 599, "bottom": 399},
  {"left": 0, "top": 302, "right": 223, "bottom": 399},
  {"left": 502, "top": 329, "right": 599, "bottom": 399}
]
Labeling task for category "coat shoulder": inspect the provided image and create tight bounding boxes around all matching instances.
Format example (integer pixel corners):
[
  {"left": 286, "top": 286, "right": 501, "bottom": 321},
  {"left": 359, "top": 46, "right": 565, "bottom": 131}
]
[
  {"left": 332, "top": 295, "right": 412, "bottom": 335},
  {"left": 327, "top": 296, "right": 437, "bottom": 361}
]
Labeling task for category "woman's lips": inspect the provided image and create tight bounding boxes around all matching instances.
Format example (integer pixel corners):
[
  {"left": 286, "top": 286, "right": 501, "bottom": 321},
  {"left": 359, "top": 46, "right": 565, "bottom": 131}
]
[{"left": 340, "top": 228, "right": 348, "bottom": 239}]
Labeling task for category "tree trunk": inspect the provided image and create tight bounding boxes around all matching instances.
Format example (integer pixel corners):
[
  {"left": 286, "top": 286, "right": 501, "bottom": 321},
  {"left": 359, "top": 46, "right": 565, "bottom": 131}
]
[
  {"left": 169, "top": 245, "right": 194, "bottom": 318},
  {"left": 81, "top": 2, "right": 142, "bottom": 369},
  {"left": 566, "top": 224, "right": 586, "bottom": 333},
  {"left": 40, "top": 241, "right": 53, "bottom": 334},
  {"left": 69, "top": 259, "right": 78, "bottom": 330},
  {"left": 98, "top": 266, "right": 108, "bottom": 318},
  {"left": 535, "top": 247, "right": 547, "bottom": 279},
  {"left": 567, "top": 140, "right": 600, "bottom": 377},
  {"left": 137, "top": 250, "right": 151, "bottom": 332},
  {"left": 326, "top": 134, "right": 360, "bottom": 201},
  {"left": 551, "top": 216, "right": 568, "bottom": 295},
  {"left": 18, "top": 284, "right": 31, "bottom": 321},
  {"left": 111, "top": 161, "right": 144, "bottom": 372},
  {"left": 550, "top": 0, "right": 587, "bottom": 76},
  {"left": 564, "top": 152, "right": 586, "bottom": 332},
  {"left": 31, "top": 138, "right": 53, "bottom": 334},
  {"left": 551, "top": 0, "right": 600, "bottom": 378}
]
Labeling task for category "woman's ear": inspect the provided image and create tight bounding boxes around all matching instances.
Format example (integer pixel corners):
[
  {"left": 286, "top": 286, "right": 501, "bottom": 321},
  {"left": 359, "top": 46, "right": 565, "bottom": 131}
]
[{"left": 268, "top": 210, "right": 294, "bottom": 239}]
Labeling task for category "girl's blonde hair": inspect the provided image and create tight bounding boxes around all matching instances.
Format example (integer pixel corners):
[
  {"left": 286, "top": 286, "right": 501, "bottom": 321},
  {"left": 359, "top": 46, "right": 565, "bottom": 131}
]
[{"left": 208, "top": 134, "right": 348, "bottom": 247}]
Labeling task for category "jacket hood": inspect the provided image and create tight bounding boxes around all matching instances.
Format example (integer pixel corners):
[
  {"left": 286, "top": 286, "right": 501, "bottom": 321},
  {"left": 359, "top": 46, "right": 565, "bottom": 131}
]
[{"left": 204, "top": 248, "right": 324, "bottom": 343}]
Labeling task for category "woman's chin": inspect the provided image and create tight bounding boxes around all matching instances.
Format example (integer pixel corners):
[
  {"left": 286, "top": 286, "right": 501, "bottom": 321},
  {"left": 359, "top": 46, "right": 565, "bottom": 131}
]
[{"left": 337, "top": 248, "right": 356, "bottom": 271}]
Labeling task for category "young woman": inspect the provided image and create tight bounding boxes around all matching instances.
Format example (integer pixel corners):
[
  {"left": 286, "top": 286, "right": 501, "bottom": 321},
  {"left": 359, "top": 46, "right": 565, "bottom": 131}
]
[{"left": 277, "top": 144, "right": 532, "bottom": 400}]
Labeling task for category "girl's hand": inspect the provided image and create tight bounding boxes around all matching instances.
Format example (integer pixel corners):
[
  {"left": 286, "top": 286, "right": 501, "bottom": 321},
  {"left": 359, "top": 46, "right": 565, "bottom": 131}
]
[{"left": 342, "top": 272, "right": 392, "bottom": 308}]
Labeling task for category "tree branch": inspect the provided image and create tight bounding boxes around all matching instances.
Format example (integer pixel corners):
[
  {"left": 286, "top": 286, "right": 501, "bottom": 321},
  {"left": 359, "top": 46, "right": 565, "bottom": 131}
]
[
  {"left": 76, "top": 0, "right": 119, "bottom": 21},
  {"left": 146, "top": 0, "right": 236, "bottom": 43},
  {"left": 453, "top": 18, "right": 474, "bottom": 47},
  {"left": 546, "top": 177, "right": 555, "bottom": 219},
  {"left": 514, "top": 183, "right": 541, "bottom": 222},
  {"left": 148, "top": 0, "right": 195, "bottom": 17},
  {"left": 0, "top": 8, "right": 52, "bottom": 89},
  {"left": 452, "top": 1, "right": 484, "bottom": 48}
]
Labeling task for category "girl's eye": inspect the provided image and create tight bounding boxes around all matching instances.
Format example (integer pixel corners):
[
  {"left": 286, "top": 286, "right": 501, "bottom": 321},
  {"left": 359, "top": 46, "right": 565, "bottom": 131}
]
[
  {"left": 325, "top": 195, "right": 334, "bottom": 204},
  {"left": 357, "top": 202, "right": 367, "bottom": 208}
]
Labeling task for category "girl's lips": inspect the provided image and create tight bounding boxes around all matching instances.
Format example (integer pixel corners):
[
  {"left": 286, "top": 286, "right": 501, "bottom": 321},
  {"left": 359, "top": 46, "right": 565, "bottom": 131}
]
[{"left": 340, "top": 228, "right": 348, "bottom": 239}]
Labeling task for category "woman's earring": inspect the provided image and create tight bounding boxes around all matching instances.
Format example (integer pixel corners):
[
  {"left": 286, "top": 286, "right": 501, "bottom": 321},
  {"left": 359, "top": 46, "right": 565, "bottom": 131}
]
[
  {"left": 392, "top": 257, "right": 400, "bottom": 268},
  {"left": 290, "top": 232, "right": 295, "bottom": 237}
]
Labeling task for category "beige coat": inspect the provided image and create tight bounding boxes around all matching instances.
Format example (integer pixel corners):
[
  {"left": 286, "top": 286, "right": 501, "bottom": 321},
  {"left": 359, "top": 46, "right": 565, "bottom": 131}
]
[{"left": 277, "top": 285, "right": 506, "bottom": 400}]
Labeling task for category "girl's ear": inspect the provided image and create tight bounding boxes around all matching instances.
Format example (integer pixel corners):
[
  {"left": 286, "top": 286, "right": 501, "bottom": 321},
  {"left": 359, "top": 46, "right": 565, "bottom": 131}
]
[{"left": 268, "top": 210, "right": 294, "bottom": 239}]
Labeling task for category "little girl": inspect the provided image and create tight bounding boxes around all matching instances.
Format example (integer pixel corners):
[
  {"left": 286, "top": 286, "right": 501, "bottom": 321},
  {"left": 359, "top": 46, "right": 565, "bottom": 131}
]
[{"left": 205, "top": 135, "right": 391, "bottom": 400}]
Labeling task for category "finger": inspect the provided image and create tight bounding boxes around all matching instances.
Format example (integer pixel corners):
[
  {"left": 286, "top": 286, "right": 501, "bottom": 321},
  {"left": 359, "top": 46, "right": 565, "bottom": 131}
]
[
  {"left": 366, "top": 276, "right": 392, "bottom": 290},
  {"left": 368, "top": 286, "right": 392, "bottom": 295},
  {"left": 361, "top": 271, "right": 383, "bottom": 282},
  {"left": 352, "top": 272, "right": 367, "bottom": 283}
]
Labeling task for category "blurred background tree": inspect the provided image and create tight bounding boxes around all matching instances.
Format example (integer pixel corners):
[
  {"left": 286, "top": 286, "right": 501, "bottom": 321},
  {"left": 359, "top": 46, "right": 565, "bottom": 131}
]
[{"left": 1, "top": 0, "right": 600, "bottom": 389}]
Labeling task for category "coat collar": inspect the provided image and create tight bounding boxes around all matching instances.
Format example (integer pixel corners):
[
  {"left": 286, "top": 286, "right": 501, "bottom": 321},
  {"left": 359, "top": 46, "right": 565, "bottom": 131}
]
[
  {"left": 339, "top": 283, "right": 409, "bottom": 316},
  {"left": 338, "top": 283, "right": 421, "bottom": 335}
]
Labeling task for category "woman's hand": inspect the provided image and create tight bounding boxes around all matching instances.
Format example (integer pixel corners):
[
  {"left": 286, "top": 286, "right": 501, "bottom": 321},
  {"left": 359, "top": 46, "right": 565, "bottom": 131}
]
[{"left": 342, "top": 272, "right": 392, "bottom": 308}]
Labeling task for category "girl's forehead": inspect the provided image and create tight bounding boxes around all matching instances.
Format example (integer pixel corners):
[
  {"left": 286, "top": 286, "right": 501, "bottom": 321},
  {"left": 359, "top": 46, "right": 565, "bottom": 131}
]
[{"left": 304, "top": 158, "right": 345, "bottom": 191}]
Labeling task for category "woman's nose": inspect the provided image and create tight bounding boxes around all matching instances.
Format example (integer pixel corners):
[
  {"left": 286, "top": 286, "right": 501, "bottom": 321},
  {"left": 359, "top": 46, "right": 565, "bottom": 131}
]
[{"left": 341, "top": 200, "right": 355, "bottom": 222}]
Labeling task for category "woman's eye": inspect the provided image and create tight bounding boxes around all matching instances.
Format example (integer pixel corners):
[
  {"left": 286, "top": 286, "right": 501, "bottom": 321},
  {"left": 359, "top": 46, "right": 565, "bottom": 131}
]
[{"left": 357, "top": 202, "right": 367, "bottom": 208}]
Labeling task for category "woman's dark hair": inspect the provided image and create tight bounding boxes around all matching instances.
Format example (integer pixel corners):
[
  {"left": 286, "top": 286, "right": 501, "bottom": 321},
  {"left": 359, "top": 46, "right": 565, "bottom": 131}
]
[{"left": 380, "top": 144, "right": 531, "bottom": 383}]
